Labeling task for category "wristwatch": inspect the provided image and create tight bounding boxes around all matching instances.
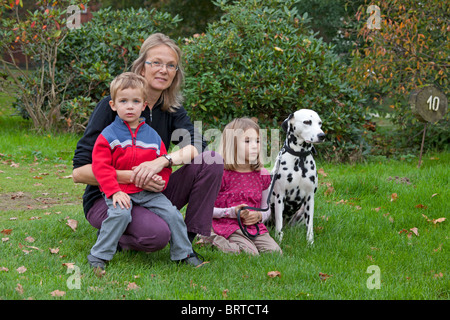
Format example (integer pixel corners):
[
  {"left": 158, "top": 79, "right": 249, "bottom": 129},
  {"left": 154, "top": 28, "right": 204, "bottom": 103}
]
[{"left": 163, "top": 154, "right": 173, "bottom": 168}]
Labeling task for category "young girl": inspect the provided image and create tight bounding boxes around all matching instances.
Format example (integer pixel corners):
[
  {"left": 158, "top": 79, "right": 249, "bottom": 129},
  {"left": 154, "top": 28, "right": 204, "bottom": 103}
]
[{"left": 203, "top": 118, "right": 282, "bottom": 255}]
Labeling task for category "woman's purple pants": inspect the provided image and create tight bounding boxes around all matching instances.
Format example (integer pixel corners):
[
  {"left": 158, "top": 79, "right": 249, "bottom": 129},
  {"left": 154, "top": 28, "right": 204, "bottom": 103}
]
[{"left": 86, "top": 151, "right": 223, "bottom": 252}]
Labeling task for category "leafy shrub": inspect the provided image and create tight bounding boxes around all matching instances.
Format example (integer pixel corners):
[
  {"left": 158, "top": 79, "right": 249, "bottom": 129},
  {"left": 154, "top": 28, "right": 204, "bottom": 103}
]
[
  {"left": 0, "top": 0, "right": 82, "bottom": 132},
  {"left": 57, "top": 7, "right": 181, "bottom": 131},
  {"left": 347, "top": 0, "right": 449, "bottom": 151},
  {"left": 182, "top": 0, "right": 369, "bottom": 161},
  {"left": 9, "top": 6, "right": 181, "bottom": 132}
]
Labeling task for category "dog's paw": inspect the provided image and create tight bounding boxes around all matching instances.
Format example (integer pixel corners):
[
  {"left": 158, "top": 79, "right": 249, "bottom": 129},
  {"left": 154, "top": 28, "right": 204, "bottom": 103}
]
[{"left": 276, "top": 230, "right": 284, "bottom": 242}]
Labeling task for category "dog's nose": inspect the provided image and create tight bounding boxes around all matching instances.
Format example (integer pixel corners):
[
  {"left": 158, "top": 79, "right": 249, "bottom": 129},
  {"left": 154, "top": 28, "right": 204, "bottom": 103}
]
[{"left": 318, "top": 133, "right": 326, "bottom": 141}]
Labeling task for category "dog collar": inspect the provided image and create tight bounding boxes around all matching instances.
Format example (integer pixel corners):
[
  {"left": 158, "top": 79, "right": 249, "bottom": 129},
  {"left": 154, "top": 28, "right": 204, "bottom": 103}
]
[{"left": 282, "top": 143, "right": 316, "bottom": 158}]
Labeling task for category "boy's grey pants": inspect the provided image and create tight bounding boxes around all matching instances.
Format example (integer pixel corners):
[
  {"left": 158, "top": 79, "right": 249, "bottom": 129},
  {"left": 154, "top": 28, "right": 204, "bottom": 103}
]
[{"left": 90, "top": 191, "right": 192, "bottom": 261}]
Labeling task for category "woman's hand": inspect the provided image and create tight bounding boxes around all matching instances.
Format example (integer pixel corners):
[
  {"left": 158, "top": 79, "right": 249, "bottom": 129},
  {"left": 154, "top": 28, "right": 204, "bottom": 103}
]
[{"left": 130, "top": 157, "right": 166, "bottom": 189}]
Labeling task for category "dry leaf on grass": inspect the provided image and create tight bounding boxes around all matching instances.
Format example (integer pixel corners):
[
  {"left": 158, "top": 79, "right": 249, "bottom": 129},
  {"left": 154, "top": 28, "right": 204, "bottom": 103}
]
[
  {"left": 126, "top": 282, "right": 140, "bottom": 291},
  {"left": 390, "top": 193, "right": 398, "bottom": 202},
  {"left": 50, "top": 290, "right": 65, "bottom": 297},
  {"left": 62, "top": 262, "right": 75, "bottom": 269},
  {"left": 16, "top": 266, "right": 27, "bottom": 274},
  {"left": 15, "top": 283, "right": 24, "bottom": 295},
  {"left": 422, "top": 214, "right": 446, "bottom": 224},
  {"left": 267, "top": 271, "right": 281, "bottom": 278},
  {"left": 66, "top": 219, "right": 78, "bottom": 232},
  {"left": 319, "top": 272, "right": 333, "bottom": 281}
]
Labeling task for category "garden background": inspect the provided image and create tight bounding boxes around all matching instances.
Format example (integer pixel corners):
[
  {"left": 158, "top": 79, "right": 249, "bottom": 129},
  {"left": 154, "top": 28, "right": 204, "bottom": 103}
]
[{"left": 0, "top": 0, "right": 448, "bottom": 301}]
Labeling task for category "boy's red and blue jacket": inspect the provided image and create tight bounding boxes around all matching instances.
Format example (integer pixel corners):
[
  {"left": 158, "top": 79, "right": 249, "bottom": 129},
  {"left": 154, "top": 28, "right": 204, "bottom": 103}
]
[{"left": 92, "top": 116, "right": 171, "bottom": 198}]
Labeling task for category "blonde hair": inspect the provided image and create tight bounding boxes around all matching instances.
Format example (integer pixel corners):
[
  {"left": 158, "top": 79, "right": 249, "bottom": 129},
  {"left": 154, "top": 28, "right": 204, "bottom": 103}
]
[
  {"left": 131, "top": 33, "right": 184, "bottom": 112},
  {"left": 219, "top": 118, "right": 263, "bottom": 171},
  {"left": 110, "top": 72, "right": 148, "bottom": 102}
]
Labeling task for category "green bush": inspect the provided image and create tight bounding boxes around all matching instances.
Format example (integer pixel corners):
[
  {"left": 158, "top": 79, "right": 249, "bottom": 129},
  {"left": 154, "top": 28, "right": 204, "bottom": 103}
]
[
  {"left": 182, "top": 0, "right": 369, "bottom": 161},
  {"left": 58, "top": 7, "right": 181, "bottom": 131}
]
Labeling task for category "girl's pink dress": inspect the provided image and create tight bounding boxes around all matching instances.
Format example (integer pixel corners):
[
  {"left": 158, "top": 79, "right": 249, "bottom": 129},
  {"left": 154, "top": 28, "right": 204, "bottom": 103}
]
[{"left": 212, "top": 168, "right": 271, "bottom": 239}]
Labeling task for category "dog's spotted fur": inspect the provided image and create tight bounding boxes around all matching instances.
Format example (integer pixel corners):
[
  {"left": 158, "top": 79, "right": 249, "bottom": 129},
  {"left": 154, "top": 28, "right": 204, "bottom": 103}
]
[{"left": 270, "top": 109, "right": 325, "bottom": 244}]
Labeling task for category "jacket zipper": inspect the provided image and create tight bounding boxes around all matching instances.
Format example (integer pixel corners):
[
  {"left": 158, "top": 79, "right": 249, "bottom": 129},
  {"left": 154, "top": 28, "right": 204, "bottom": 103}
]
[{"left": 125, "top": 120, "right": 145, "bottom": 170}]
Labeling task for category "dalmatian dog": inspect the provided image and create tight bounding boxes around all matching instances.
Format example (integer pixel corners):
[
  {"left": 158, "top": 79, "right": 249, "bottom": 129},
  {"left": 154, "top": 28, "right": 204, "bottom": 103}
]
[{"left": 270, "top": 109, "right": 325, "bottom": 244}]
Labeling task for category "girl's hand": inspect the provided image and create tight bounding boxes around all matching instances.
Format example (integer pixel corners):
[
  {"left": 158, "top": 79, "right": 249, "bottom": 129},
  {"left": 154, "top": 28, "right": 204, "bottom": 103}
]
[
  {"left": 234, "top": 204, "right": 250, "bottom": 219},
  {"left": 242, "top": 211, "right": 262, "bottom": 225},
  {"left": 112, "top": 191, "right": 131, "bottom": 210}
]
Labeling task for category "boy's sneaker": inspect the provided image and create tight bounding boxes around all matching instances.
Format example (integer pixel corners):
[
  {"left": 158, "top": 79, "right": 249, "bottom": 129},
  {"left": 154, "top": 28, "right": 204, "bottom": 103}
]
[
  {"left": 87, "top": 254, "right": 107, "bottom": 270},
  {"left": 178, "top": 251, "right": 207, "bottom": 268}
]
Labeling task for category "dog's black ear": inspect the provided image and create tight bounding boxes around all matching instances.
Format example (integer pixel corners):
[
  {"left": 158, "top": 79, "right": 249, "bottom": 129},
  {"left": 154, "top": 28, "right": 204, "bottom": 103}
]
[{"left": 282, "top": 114, "right": 294, "bottom": 132}]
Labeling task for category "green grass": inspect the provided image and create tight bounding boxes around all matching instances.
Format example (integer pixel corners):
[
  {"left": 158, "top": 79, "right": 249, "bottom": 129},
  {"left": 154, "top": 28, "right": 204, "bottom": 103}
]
[{"left": 0, "top": 101, "right": 448, "bottom": 300}]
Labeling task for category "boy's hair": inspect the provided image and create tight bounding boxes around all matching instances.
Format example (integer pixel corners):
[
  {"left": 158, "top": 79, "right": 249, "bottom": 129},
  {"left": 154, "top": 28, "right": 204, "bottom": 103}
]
[
  {"left": 219, "top": 117, "right": 263, "bottom": 171},
  {"left": 110, "top": 72, "right": 148, "bottom": 102}
]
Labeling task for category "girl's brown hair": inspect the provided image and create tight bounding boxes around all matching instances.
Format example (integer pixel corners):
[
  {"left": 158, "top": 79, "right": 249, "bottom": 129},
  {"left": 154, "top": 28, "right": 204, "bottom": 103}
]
[
  {"left": 131, "top": 33, "right": 184, "bottom": 112},
  {"left": 219, "top": 118, "right": 263, "bottom": 171}
]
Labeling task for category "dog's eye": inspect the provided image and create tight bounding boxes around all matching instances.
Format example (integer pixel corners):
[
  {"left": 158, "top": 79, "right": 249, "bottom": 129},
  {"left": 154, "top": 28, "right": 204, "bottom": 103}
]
[
  {"left": 303, "top": 120, "right": 312, "bottom": 125},
  {"left": 318, "top": 122, "right": 322, "bottom": 126}
]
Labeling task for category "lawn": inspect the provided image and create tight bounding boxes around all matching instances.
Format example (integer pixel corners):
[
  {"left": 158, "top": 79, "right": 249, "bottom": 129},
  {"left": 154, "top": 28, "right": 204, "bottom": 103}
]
[{"left": 0, "top": 102, "right": 448, "bottom": 302}]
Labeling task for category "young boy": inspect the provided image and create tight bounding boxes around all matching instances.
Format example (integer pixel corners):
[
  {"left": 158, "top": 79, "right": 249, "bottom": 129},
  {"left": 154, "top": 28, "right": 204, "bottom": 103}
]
[{"left": 88, "top": 72, "right": 204, "bottom": 269}]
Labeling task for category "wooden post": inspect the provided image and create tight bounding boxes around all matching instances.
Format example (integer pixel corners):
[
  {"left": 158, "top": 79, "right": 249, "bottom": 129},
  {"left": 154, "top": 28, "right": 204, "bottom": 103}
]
[{"left": 417, "top": 123, "right": 427, "bottom": 168}]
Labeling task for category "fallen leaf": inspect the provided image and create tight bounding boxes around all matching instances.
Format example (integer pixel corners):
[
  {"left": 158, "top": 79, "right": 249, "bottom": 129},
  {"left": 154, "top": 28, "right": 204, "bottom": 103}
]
[
  {"left": 431, "top": 193, "right": 439, "bottom": 198},
  {"left": 434, "top": 218, "right": 446, "bottom": 224},
  {"left": 318, "top": 168, "right": 328, "bottom": 177},
  {"left": 62, "top": 262, "right": 75, "bottom": 269},
  {"left": 222, "top": 289, "right": 229, "bottom": 298},
  {"left": 10, "top": 162, "right": 19, "bottom": 168},
  {"left": 390, "top": 193, "right": 398, "bottom": 202},
  {"left": 25, "top": 245, "right": 43, "bottom": 252},
  {"left": 267, "top": 271, "right": 281, "bottom": 278},
  {"left": 16, "top": 266, "right": 27, "bottom": 274},
  {"left": 410, "top": 227, "right": 419, "bottom": 237},
  {"left": 1, "top": 229, "right": 12, "bottom": 235},
  {"left": 422, "top": 214, "right": 446, "bottom": 224},
  {"left": 50, "top": 290, "right": 65, "bottom": 297},
  {"left": 25, "top": 236, "right": 35, "bottom": 243},
  {"left": 2, "top": 237, "right": 9, "bottom": 242},
  {"left": 126, "top": 282, "right": 140, "bottom": 291},
  {"left": 49, "top": 248, "right": 60, "bottom": 254},
  {"left": 66, "top": 219, "right": 78, "bottom": 232},
  {"left": 15, "top": 283, "right": 24, "bottom": 295},
  {"left": 415, "top": 204, "right": 427, "bottom": 209},
  {"left": 11, "top": 191, "right": 24, "bottom": 199},
  {"left": 1, "top": 267, "right": 9, "bottom": 272},
  {"left": 319, "top": 272, "right": 332, "bottom": 281}
]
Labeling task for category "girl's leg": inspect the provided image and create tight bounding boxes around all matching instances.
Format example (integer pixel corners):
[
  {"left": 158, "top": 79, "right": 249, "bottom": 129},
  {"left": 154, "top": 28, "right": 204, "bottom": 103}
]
[
  {"left": 162, "top": 151, "right": 224, "bottom": 237},
  {"left": 207, "top": 229, "right": 259, "bottom": 255},
  {"left": 253, "top": 232, "right": 283, "bottom": 254},
  {"left": 86, "top": 198, "right": 171, "bottom": 253}
]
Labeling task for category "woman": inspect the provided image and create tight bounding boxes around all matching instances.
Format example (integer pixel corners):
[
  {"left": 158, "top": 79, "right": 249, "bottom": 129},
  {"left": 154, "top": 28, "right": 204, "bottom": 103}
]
[{"left": 72, "top": 33, "right": 223, "bottom": 257}]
